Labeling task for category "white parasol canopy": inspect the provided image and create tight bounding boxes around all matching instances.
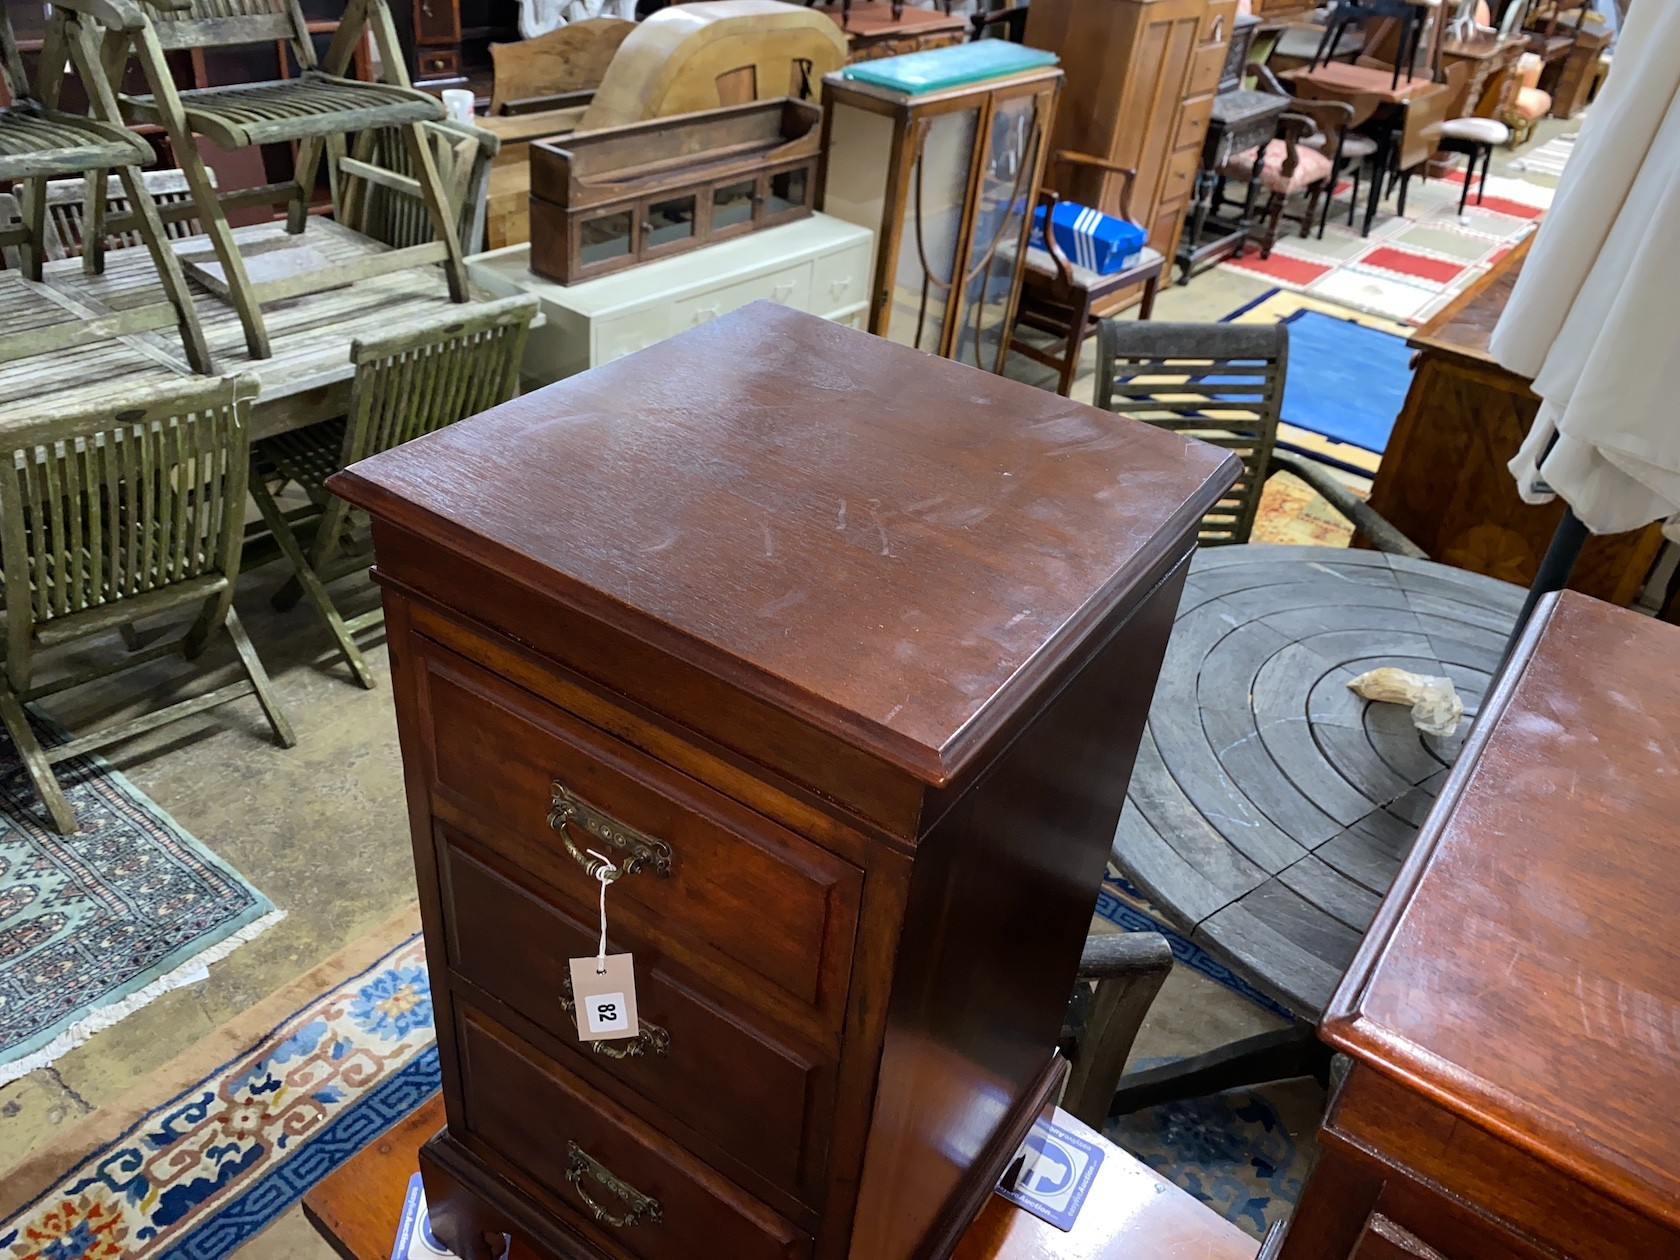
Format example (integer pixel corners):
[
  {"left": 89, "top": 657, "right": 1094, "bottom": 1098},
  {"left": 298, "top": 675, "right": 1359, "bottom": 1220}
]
[{"left": 1490, "top": 0, "right": 1680, "bottom": 542}]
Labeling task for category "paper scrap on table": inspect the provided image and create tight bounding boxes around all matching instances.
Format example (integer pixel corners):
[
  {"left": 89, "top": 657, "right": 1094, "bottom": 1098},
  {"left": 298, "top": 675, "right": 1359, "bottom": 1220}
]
[{"left": 1348, "top": 667, "right": 1464, "bottom": 737}]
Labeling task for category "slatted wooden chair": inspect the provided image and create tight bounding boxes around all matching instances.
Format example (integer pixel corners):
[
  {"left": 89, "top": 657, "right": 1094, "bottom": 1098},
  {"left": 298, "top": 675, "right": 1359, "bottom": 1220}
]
[
  {"left": 0, "top": 374, "right": 295, "bottom": 833},
  {"left": 1093, "top": 320, "right": 1423, "bottom": 554},
  {"left": 341, "top": 120, "right": 501, "bottom": 257},
  {"left": 60, "top": 0, "right": 469, "bottom": 361},
  {"left": 0, "top": 169, "right": 211, "bottom": 268},
  {"left": 0, "top": 0, "right": 210, "bottom": 371},
  {"left": 248, "top": 295, "right": 537, "bottom": 688}
]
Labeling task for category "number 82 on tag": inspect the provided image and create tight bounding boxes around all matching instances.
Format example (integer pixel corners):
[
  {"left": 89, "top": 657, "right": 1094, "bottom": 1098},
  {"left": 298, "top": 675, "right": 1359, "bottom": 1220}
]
[{"left": 568, "top": 954, "right": 640, "bottom": 1042}]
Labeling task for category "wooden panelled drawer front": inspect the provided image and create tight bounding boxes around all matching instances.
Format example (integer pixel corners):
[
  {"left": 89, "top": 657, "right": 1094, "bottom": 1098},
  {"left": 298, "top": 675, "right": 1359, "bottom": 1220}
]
[
  {"left": 810, "top": 243, "right": 871, "bottom": 316},
  {"left": 439, "top": 835, "right": 832, "bottom": 1202},
  {"left": 417, "top": 639, "right": 862, "bottom": 1034},
  {"left": 1188, "top": 42, "right": 1228, "bottom": 97},
  {"left": 1160, "top": 147, "right": 1200, "bottom": 212},
  {"left": 672, "top": 264, "right": 813, "bottom": 333},
  {"left": 1176, "top": 94, "right": 1214, "bottom": 157},
  {"left": 458, "top": 1006, "right": 812, "bottom": 1260}
]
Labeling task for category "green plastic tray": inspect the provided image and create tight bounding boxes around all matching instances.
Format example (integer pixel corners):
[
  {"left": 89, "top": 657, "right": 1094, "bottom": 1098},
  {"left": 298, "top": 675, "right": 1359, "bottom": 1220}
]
[{"left": 840, "top": 40, "right": 1058, "bottom": 95}]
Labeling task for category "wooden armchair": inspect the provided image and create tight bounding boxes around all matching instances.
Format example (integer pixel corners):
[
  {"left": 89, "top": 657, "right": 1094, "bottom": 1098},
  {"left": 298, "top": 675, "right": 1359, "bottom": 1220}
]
[
  {"left": 248, "top": 295, "right": 538, "bottom": 688},
  {"left": 1008, "top": 151, "right": 1166, "bottom": 398},
  {"left": 1215, "top": 105, "right": 1343, "bottom": 259},
  {"left": 0, "top": 0, "right": 209, "bottom": 371},
  {"left": 63, "top": 0, "right": 469, "bottom": 361},
  {"left": 0, "top": 375, "right": 294, "bottom": 833},
  {"left": 1094, "top": 319, "right": 1425, "bottom": 555}
]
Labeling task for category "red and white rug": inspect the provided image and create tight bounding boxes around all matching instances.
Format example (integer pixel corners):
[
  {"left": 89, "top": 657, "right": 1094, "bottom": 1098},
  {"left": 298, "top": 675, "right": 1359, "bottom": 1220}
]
[{"left": 1218, "top": 168, "right": 1553, "bottom": 325}]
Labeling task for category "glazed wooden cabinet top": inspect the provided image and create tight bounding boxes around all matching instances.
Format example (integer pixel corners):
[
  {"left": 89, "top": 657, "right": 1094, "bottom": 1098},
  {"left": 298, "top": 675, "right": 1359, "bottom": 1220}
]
[
  {"left": 332, "top": 301, "right": 1236, "bottom": 798},
  {"left": 1323, "top": 591, "right": 1680, "bottom": 1238}
]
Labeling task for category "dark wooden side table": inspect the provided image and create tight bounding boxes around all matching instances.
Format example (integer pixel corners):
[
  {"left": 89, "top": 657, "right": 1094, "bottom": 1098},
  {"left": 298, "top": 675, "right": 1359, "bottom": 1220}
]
[
  {"left": 303, "top": 1095, "right": 1260, "bottom": 1260},
  {"left": 1368, "top": 236, "right": 1666, "bottom": 605},
  {"left": 1269, "top": 591, "right": 1680, "bottom": 1260},
  {"left": 1176, "top": 88, "right": 1288, "bottom": 283}
]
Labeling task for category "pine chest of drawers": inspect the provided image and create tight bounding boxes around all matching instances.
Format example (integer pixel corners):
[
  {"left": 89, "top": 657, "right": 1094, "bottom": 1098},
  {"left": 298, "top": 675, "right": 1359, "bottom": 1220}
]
[{"left": 329, "top": 303, "right": 1237, "bottom": 1260}]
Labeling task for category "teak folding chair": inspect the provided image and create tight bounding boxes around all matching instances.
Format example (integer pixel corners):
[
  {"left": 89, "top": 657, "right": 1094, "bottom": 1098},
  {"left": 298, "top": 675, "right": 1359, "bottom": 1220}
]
[
  {"left": 0, "top": 0, "right": 211, "bottom": 372},
  {"left": 62, "top": 0, "right": 469, "bottom": 361},
  {"left": 341, "top": 119, "right": 501, "bottom": 256},
  {"left": 248, "top": 295, "right": 537, "bottom": 688},
  {"left": 0, "top": 375, "right": 295, "bottom": 834}
]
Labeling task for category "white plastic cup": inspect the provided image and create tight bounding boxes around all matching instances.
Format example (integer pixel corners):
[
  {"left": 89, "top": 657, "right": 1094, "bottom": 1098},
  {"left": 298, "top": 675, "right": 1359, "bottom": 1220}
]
[{"left": 442, "top": 88, "right": 475, "bottom": 124}]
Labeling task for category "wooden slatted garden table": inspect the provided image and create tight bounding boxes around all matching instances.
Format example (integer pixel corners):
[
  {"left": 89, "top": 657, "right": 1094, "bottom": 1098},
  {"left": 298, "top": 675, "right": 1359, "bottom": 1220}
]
[
  {"left": 0, "top": 218, "right": 503, "bottom": 439},
  {"left": 1109, "top": 544, "right": 1523, "bottom": 1109}
]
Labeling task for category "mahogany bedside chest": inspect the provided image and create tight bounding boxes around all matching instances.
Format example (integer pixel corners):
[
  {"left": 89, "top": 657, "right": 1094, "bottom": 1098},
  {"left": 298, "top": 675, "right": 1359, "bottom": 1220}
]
[
  {"left": 329, "top": 303, "right": 1238, "bottom": 1260},
  {"left": 1272, "top": 592, "right": 1680, "bottom": 1260}
]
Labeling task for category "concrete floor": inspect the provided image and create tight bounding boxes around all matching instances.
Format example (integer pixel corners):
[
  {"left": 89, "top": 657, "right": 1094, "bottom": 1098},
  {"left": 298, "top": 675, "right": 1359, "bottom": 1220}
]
[{"left": 0, "top": 116, "right": 1574, "bottom": 1258}]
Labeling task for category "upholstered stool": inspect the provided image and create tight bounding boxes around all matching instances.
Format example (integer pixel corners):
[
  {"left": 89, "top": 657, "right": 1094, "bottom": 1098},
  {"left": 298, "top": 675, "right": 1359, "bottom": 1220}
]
[{"left": 1439, "top": 115, "right": 1511, "bottom": 214}]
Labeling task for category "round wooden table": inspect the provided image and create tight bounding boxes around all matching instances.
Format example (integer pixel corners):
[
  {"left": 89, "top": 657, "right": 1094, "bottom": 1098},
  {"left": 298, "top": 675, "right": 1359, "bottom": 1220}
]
[{"left": 1115, "top": 545, "right": 1525, "bottom": 1026}]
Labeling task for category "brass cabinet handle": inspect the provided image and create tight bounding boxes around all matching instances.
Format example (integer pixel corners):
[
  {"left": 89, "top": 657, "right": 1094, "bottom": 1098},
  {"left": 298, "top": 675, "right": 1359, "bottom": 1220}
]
[
  {"left": 548, "top": 782, "right": 673, "bottom": 883},
  {"left": 565, "top": 1143, "right": 663, "bottom": 1229},
  {"left": 558, "top": 976, "right": 672, "bottom": 1061}
]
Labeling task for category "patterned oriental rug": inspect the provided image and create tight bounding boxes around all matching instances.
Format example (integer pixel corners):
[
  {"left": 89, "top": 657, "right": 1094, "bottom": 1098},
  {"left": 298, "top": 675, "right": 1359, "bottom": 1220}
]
[
  {"left": 1218, "top": 169, "right": 1551, "bottom": 325},
  {"left": 0, "top": 723, "right": 281, "bottom": 1087},
  {"left": 1, "top": 896, "right": 1312, "bottom": 1258}
]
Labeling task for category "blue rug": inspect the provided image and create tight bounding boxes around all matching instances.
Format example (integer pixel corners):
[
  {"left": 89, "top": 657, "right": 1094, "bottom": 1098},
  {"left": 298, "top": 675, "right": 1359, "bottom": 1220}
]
[
  {"left": 1224, "top": 291, "right": 1415, "bottom": 457},
  {"left": 0, "top": 718, "right": 281, "bottom": 1086}
]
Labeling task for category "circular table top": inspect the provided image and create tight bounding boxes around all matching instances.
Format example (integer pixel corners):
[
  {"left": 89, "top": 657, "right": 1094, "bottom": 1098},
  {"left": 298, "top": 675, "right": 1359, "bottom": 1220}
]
[{"left": 1113, "top": 545, "right": 1525, "bottom": 1021}]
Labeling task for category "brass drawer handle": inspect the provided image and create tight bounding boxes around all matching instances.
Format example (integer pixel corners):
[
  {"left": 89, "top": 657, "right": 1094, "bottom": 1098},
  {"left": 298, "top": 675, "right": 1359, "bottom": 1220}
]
[
  {"left": 548, "top": 782, "right": 673, "bottom": 883},
  {"left": 559, "top": 976, "right": 672, "bottom": 1061},
  {"left": 565, "top": 1143, "right": 663, "bottom": 1229}
]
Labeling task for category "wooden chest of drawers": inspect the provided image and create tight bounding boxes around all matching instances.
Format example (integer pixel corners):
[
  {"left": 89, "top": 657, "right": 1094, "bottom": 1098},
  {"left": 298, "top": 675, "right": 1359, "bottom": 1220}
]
[
  {"left": 1270, "top": 592, "right": 1680, "bottom": 1260},
  {"left": 330, "top": 303, "right": 1238, "bottom": 1260}
]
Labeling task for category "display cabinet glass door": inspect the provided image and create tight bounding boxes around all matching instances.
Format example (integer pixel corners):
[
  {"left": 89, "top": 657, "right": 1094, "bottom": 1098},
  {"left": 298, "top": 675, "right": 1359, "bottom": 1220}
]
[{"left": 879, "top": 84, "right": 1053, "bottom": 373}]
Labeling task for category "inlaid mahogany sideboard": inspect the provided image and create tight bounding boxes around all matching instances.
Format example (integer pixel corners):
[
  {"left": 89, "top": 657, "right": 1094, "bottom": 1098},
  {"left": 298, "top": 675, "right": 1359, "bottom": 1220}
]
[
  {"left": 1269, "top": 591, "right": 1680, "bottom": 1260},
  {"left": 330, "top": 302, "right": 1238, "bottom": 1260},
  {"left": 1367, "top": 236, "right": 1665, "bottom": 605}
]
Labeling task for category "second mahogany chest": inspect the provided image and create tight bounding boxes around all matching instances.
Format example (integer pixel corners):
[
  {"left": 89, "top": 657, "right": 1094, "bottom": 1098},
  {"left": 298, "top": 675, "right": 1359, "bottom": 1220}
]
[{"left": 330, "top": 303, "right": 1237, "bottom": 1259}]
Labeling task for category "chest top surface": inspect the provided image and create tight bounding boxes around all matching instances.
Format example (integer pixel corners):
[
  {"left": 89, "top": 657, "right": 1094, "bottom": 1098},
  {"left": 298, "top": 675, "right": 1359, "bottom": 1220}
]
[
  {"left": 333, "top": 303, "right": 1235, "bottom": 785},
  {"left": 1324, "top": 592, "right": 1680, "bottom": 1227}
]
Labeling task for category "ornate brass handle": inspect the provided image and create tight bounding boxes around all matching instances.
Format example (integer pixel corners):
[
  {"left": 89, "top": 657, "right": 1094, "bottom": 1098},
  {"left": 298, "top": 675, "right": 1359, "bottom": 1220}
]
[
  {"left": 548, "top": 783, "right": 673, "bottom": 883},
  {"left": 559, "top": 977, "right": 671, "bottom": 1061},
  {"left": 565, "top": 1143, "right": 663, "bottom": 1229}
]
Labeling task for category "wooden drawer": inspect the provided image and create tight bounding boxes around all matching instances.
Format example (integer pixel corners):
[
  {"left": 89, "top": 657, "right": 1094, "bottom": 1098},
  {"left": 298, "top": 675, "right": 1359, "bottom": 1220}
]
[
  {"left": 810, "top": 243, "right": 872, "bottom": 317},
  {"left": 416, "top": 639, "right": 862, "bottom": 1039},
  {"left": 672, "top": 265, "right": 813, "bottom": 333},
  {"left": 1188, "top": 42, "right": 1228, "bottom": 98},
  {"left": 458, "top": 1005, "right": 812, "bottom": 1260},
  {"left": 593, "top": 311, "right": 671, "bottom": 365},
  {"left": 1160, "top": 146, "right": 1201, "bottom": 212},
  {"left": 1200, "top": 0, "right": 1238, "bottom": 49},
  {"left": 415, "top": 47, "right": 461, "bottom": 81},
  {"left": 1148, "top": 194, "right": 1190, "bottom": 256},
  {"left": 439, "top": 834, "right": 833, "bottom": 1204},
  {"left": 1177, "top": 94, "right": 1214, "bottom": 157}
]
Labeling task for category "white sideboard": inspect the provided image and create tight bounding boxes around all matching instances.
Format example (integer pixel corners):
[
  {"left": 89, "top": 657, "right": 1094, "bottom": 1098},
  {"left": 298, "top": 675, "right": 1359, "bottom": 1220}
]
[{"left": 467, "top": 213, "right": 876, "bottom": 386}]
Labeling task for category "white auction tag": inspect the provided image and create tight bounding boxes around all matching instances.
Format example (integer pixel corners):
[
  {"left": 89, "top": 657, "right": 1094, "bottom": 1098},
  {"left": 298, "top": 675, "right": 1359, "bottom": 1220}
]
[{"left": 569, "top": 953, "right": 640, "bottom": 1042}]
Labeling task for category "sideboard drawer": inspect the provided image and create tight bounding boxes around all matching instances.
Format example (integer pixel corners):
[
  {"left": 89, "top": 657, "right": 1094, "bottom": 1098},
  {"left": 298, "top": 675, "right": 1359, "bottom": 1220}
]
[
  {"left": 417, "top": 639, "right": 862, "bottom": 1036},
  {"left": 810, "top": 243, "right": 872, "bottom": 315},
  {"left": 672, "top": 264, "right": 813, "bottom": 332},
  {"left": 1177, "top": 93, "right": 1215, "bottom": 156},
  {"left": 439, "top": 834, "right": 833, "bottom": 1203},
  {"left": 458, "top": 1005, "right": 812, "bottom": 1260},
  {"left": 593, "top": 311, "right": 672, "bottom": 365},
  {"left": 1188, "top": 42, "right": 1228, "bottom": 98}
]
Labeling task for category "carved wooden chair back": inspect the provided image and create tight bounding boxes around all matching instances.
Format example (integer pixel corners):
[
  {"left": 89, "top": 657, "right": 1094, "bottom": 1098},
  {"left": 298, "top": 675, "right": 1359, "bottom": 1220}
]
[
  {"left": 248, "top": 295, "right": 538, "bottom": 689},
  {"left": 1094, "top": 321, "right": 1288, "bottom": 546},
  {"left": 0, "top": 373, "right": 293, "bottom": 831}
]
